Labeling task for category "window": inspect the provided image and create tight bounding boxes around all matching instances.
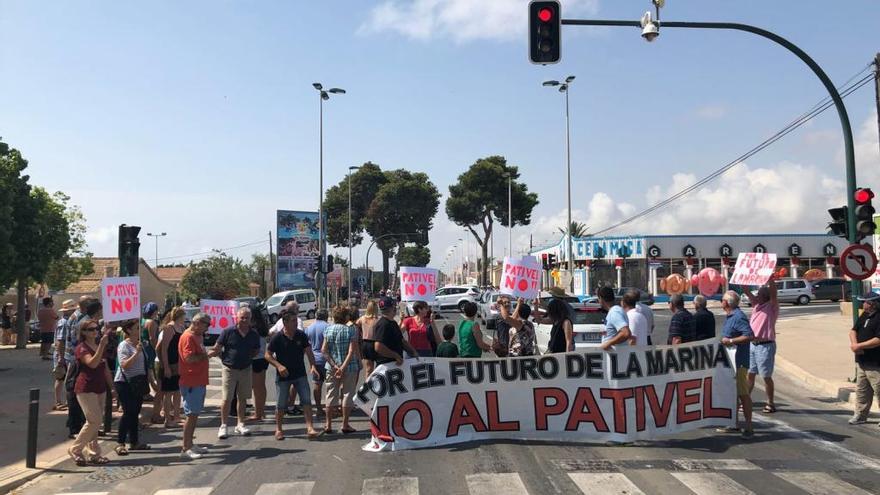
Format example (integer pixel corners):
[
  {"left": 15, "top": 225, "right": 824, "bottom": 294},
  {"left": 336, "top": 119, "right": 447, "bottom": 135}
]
[
  {"left": 788, "top": 281, "right": 806, "bottom": 289},
  {"left": 572, "top": 311, "right": 605, "bottom": 325}
]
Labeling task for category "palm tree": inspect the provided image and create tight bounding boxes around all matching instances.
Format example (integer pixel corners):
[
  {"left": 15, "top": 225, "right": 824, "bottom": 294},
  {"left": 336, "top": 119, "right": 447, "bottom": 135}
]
[{"left": 558, "top": 221, "right": 590, "bottom": 238}]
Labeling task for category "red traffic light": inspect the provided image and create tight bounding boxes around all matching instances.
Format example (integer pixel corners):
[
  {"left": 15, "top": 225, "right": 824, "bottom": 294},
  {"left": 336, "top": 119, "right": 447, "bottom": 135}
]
[
  {"left": 538, "top": 7, "right": 553, "bottom": 22},
  {"left": 855, "top": 188, "right": 874, "bottom": 203}
]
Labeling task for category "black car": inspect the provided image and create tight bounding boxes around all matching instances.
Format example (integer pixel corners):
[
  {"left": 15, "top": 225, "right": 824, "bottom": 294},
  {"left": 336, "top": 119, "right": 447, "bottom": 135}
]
[{"left": 809, "top": 278, "right": 852, "bottom": 302}]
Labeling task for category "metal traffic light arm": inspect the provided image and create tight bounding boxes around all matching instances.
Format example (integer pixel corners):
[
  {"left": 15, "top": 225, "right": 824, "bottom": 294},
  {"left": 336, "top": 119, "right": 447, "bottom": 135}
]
[
  {"left": 560, "top": 17, "right": 860, "bottom": 323},
  {"left": 364, "top": 231, "right": 428, "bottom": 294}
]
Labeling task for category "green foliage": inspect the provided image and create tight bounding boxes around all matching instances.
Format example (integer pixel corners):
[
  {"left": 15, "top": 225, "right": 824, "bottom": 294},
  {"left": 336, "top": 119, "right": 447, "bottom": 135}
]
[
  {"left": 446, "top": 156, "right": 539, "bottom": 284},
  {"left": 0, "top": 142, "right": 30, "bottom": 289},
  {"left": 324, "top": 162, "right": 387, "bottom": 248},
  {"left": 558, "top": 221, "right": 590, "bottom": 238},
  {"left": 181, "top": 254, "right": 250, "bottom": 300},
  {"left": 396, "top": 245, "right": 431, "bottom": 267},
  {"left": 45, "top": 192, "right": 94, "bottom": 290}
]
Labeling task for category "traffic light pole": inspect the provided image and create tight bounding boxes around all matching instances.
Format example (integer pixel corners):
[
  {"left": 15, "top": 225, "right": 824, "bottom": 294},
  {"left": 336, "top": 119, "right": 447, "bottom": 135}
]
[
  {"left": 561, "top": 17, "right": 860, "bottom": 323},
  {"left": 364, "top": 232, "right": 425, "bottom": 296}
]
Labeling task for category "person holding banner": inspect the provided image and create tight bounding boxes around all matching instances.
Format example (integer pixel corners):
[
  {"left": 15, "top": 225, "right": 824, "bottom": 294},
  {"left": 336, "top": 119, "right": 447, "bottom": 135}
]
[
  {"left": 719, "top": 290, "right": 755, "bottom": 437},
  {"left": 401, "top": 301, "right": 440, "bottom": 357},
  {"left": 457, "top": 301, "right": 493, "bottom": 358},
  {"left": 596, "top": 286, "right": 631, "bottom": 351},
  {"left": 533, "top": 298, "right": 574, "bottom": 354},
  {"left": 113, "top": 319, "right": 150, "bottom": 455},
  {"left": 742, "top": 277, "right": 779, "bottom": 413},
  {"left": 498, "top": 298, "right": 536, "bottom": 357},
  {"left": 373, "top": 297, "right": 419, "bottom": 365},
  {"left": 68, "top": 319, "right": 113, "bottom": 466}
]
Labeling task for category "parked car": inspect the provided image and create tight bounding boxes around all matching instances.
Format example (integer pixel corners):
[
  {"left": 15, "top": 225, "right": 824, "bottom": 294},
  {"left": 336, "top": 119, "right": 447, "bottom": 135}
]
[
  {"left": 581, "top": 287, "right": 655, "bottom": 306},
  {"left": 744, "top": 278, "right": 812, "bottom": 306},
  {"left": 234, "top": 296, "right": 262, "bottom": 309},
  {"left": 809, "top": 278, "right": 851, "bottom": 302},
  {"left": 477, "top": 291, "right": 513, "bottom": 330},
  {"left": 434, "top": 285, "right": 481, "bottom": 312},
  {"left": 535, "top": 305, "right": 606, "bottom": 353},
  {"left": 265, "top": 289, "right": 318, "bottom": 322},
  {"left": 533, "top": 291, "right": 591, "bottom": 316}
]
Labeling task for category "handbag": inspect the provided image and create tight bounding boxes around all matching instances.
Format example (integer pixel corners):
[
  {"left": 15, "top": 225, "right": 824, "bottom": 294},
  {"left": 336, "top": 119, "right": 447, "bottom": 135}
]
[{"left": 122, "top": 346, "right": 150, "bottom": 397}]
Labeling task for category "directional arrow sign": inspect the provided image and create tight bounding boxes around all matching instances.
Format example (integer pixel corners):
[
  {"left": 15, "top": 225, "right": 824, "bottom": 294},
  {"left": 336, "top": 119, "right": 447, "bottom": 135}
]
[{"left": 840, "top": 243, "right": 878, "bottom": 280}]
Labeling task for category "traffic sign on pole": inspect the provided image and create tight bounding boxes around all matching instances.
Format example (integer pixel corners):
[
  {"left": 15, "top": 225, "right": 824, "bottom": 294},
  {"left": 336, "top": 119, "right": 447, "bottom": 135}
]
[{"left": 840, "top": 243, "right": 878, "bottom": 281}]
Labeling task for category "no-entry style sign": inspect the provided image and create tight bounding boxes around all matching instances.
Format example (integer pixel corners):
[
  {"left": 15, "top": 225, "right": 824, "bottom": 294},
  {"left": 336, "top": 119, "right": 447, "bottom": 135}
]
[
  {"left": 400, "top": 267, "right": 438, "bottom": 303},
  {"left": 501, "top": 256, "right": 541, "bottom": 299},
  {"left": 200, "top": 299, "right": 240, "bottom": 335},
  {"left": 101, "top": 276, "right": 141, "bottom": 322},
  {"left": 840, "top": 244, "right": 878, "bottom": 281}
]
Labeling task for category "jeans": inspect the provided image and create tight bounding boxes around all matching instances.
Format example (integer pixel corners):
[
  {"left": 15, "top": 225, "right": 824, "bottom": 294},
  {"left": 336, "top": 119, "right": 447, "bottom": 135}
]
[
  {"left": 276, "top": 377, "right": 311, "bottom": 412},
  {"left": 115, "top": 381, "right": 144, "bottom": 446}
]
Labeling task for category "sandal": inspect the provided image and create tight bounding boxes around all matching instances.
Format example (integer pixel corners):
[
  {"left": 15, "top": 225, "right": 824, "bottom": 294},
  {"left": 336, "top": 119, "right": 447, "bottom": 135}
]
[
  {"left": 323, "top": 428, "right": 335, "bottom": 435},
  {"left": 115, "top": 445, "right": 129, "bottom": 456},
  {"left": 306, "top": 430, "right": 320, "bottom": 440},
  {"left": 88, "top": 455, "right": 110, "bottom": 465},
  {"left": 763, "top": 404, "right": 777, "bottom": 413},
  {"left": 52, "top": 403, "right": 68, "bottom": 411},
  {"left": 68, "top": 448, "right": 87, "bottom": 467},
  {"left": 130, "top": 443, "right": 151, "bottom": 451},
  {"left": 275, "top": 431, "right": 285, "bottom": 441},
  {"left": 341, "top": 427, "right": 357, "bottom": 434}
]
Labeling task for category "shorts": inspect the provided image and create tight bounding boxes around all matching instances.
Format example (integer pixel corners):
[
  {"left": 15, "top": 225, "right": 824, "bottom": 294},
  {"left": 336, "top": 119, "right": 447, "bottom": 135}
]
[
  {"left": 325, "top": 371, "right": 358, "bottom": 408},
  {"left": 311, "top": 365, "right": 326, "bottom": 384},
  {"left": 276, "top": 377, "right": 311, "bottom": 411},
  {"left": 361, "top": 340, "right": 376, "bottom": 361},
  {"left": 736, "top": 367, "right": 750, "bottom": 396},
  {"left": 222, "top": 366, "right": 253, "bottom": 402},
  {"left": 155, "top": 361, "right": 180, "bottom": 391},
  {"left": 181, "top": 386, "right": 206, "bottom": 416},
  {"left": 251, "top": 358, "right": 270, "bottom": 374},
  {"left": 40, "top": 332, "right": 54, "bottom": 344},
  {"left": 749, "top": 341, "right": 776, "bottom": 377}
]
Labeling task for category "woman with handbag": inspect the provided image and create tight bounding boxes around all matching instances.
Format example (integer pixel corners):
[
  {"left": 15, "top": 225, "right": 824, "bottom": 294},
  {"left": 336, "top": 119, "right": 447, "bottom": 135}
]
[
  {"left": 68, "top": 320, "right": 112, "bottom": 466},
  {"left": 114, "top": 319, "right": 150, "bottom": 455}
]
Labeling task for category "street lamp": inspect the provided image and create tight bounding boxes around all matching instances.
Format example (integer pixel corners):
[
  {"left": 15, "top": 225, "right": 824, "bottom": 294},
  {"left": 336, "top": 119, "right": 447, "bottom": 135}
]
[
  {"left": 313, "top": 82, "right": 346, "bottom": 310},
  {"left": 347, "top": 165, "right": 360, "bottom": 299},
  {"left": 543, "top": 75, "right": 575, "bottom": 292},
  {"left": 146, "top": 232, "right": 166, "bottom": 268},
  {"left": 503, "top": 172, "right": 513, "bottom": 259}
]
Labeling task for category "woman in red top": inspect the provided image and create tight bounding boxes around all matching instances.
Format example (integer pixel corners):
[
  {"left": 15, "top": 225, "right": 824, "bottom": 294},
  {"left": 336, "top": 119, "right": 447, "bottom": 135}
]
[
  {"left": 68, "top": 320, "right": 113, "bottom": 466},
  {"left": 401, "top": 301, "right": 441, "bottom": 357}
]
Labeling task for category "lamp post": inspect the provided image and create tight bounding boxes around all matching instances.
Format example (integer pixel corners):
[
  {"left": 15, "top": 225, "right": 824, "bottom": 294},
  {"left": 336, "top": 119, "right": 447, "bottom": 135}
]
[
  {"left": 507, "top": 173, "right": 513, "bottom": 258},
  {"left": 313, "top": 82, "right": 346, "bottom": 310},
  {"left": 347, "top": 165, "right": 360, "bottom": 300},
  {"left": 543, "top": 75, "right": 575, "bottom": 292},
  {"left": 146, "top": 232, "right": 166, "bottom": 268}
]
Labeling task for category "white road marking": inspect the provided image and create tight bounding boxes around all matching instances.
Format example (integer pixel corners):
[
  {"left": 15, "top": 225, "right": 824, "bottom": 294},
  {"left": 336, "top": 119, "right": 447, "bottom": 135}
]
[
  {"left": 671, "top": 459, "right": 760, "bottom": 471},
  {"left": 774, "top": 472, "right": 872, "bottom": 495},
  {"left": 671, "top": 473, "right": 754, "bottom": 495},
  {"left": 56, "top": 493, "right": 109, "bottom": 495},
  {"left": 362, "top": 477, "right": 419, "bottom": 495},
  {"left": 154, "top": 489, "right": 214, "bottom": 495},
  {"left": 568, "top": 472, "right": 645, "bottom": 494},
  {"left": 254, "top": 482, "right": 316, "bottom": 495},
  {"left": 466, "top": 473, "right": 529, "bottom": 495}
]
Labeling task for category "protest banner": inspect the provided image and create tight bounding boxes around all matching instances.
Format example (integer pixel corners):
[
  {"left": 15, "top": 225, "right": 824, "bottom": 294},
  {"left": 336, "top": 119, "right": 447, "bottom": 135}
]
[
  {"left": 729, "top": 252, "right": 777, "bottom": 286},
  {"left": 500, "top": 256, "right": 541, "bottom": 299},
  {"left": 199, "top": 299, "right": 240, "bottom": 335},
  {"left": 101, "top": 276, "right": 141, "bottom": 322},
  {"left": 400, "top": 267, "right": 438, "bottom": 303},
  {"left": 355, "top": 340, "right": 736, "bottom": 451}
]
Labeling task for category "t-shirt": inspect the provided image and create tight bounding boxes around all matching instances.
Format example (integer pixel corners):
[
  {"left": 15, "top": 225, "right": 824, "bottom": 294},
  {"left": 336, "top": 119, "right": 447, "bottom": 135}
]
[
  {"left": 401, "top": 317, "right": 432, "bottom": 352},
  {"left": 668, "top": 309, "right": 696, "bottom": 344},
  {"left": 323, "top": 323, "right": 360, "bottom": 373},
  {"left": 178, "top": 331, "right": 209, "bottom": 387},
  {"left": 267, "top": 330, "right": 311, "bottom": 381},
  {"left": 269, "top": 317, "right": 305, "bottom": 335},
  {"left": 37, "top": 307, "right": 57, "bottom": 333},
  {"left": 496, "top": 319, "right": 512, "bottom": 349},
  {"left": 305, "top": 320, "right": 328, "bottom": 366},
  {"left": 436, "top": 341, "right": 459, "bottom": 358},
  {"left": 114, "top": 340, "right": 146, "bottom": 382},
  {"left": 508, "top": 320, "right": 536, "bottom": 356},
  {"left": 373, "top": 317, "right": 405, "bottom": 364},
  {"left": 603, "top": 305, "right": 629, "bottom": 344},
  {"left": 74, "top": 343, "right": 108, "bottom": 394},
  {"left": 458, "top": 319, "right": 481, "bottom": 358},
  {"left": 216, "top": 326, "right": 260, "bottom": 369},
  {"left": 750, "top": 301, "right": 779, "bottom": 341},
  {"left": 626, "top": 308, "right": 648, "bottom": 346},
  {"left": 694, "top": 308, "right": 716, "bottom": 341},
  {"left": 636, "top": 302, "right": 654, "bottom": 336},
  {"left": 854, "top": 310, "right": 880, "bottom": 366},
  {"left": 54, "top": 316, "right": 71, "bottom": 365},
  {"left": 722, "top": 308, "right": 753, "bottom": 369}
]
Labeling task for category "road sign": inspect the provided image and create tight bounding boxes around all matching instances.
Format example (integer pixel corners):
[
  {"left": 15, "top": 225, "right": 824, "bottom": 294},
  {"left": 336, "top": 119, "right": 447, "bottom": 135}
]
[{"left": 840, "top": 243, "right": 878, "bottom": 280}]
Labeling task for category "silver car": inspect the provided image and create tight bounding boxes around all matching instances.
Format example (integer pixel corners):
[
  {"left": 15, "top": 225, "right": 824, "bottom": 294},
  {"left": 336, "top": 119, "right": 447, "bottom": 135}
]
[
  {"left": 478, "top": 291, "right": 513, "bottom": 330},
  {"left": 745, "top": 278, "right": 812, "bottom": 306}
]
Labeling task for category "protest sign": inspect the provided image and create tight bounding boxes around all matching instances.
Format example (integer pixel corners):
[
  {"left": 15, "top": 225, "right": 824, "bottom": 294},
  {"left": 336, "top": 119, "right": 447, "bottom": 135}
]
[
  {"left": 200, "top": 299, "right": 240, "bottom": 335},
  {"left": 355, "top": 340, "right": 736, "bottom": 451},
  {"left": 500, "top": 256, "right": 541, "bottom": 299},
  {"left": 729, "top": 252, "right": 777, "bottom": 286},
  {"left": 400, "top": 267, "right": 438, "bottom": 303},
  {"left": 101, "top": 276, "right": 141, "bottom": 322}
]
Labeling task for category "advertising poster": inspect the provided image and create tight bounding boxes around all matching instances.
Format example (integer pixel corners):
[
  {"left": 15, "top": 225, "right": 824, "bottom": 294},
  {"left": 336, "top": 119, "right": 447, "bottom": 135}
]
[{"left": 277, "top": 210, "right": 319, "bottom": 290}]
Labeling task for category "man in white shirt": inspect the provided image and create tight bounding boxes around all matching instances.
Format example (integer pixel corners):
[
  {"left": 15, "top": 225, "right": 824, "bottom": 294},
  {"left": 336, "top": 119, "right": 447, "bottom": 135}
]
[
  {"left": 634, "top": 290, "right": 655, "bottom": 345},
  {"left": 270, "top": 302, "right": 305, "bottom": 335},
  {"left": 622, "top": 291, "right": 649, "bottom": 346}
]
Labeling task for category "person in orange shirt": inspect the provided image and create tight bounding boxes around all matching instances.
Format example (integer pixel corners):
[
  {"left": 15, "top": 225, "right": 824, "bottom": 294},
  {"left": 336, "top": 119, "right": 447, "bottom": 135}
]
[{"left": 178, "top": 312, "right": 212, "bottom": 460}]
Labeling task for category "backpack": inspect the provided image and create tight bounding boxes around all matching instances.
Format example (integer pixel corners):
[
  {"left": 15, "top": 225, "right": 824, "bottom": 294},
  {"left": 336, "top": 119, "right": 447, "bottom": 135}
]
[{"left": 64, "top": 356, "right": 80, "bottom": 393}]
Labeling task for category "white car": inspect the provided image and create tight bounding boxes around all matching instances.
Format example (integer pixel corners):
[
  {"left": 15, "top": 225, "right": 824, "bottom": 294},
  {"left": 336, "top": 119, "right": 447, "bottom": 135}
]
[
  {"left": 535, "top": 306, "right": 607, "bottom": 354},
  {"left": 435, "top": 285, "right": 481, "bottom": 312},
  {"left": 478, "top": 291, "right": 513, "bottom": 330},
  {"left": 265, "top": 289, "right": 317, "bottom": 322}
]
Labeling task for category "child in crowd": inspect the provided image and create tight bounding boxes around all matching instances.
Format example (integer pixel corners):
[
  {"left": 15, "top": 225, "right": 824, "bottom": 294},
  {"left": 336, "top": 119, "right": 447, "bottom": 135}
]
[{"left": 435, "top": 324, "right": 458, "bottom": 358}]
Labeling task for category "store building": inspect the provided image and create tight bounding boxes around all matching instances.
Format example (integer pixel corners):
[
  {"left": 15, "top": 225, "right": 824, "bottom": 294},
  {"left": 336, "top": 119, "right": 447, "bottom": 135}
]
[{"left": 530, "top": 233, "right": 851, "bottom": 297}]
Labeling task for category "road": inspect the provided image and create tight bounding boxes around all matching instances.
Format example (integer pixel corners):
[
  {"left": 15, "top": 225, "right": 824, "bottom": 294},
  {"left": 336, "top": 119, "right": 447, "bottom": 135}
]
[{"left": 14, "top": 301, "right": 880, "bottom": 495}]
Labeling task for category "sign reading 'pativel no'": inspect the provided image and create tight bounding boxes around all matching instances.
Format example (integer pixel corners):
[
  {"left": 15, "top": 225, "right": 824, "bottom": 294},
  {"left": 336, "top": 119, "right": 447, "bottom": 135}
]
[{"left": 729, "top": 253, "right": 777, "bottom": 286}]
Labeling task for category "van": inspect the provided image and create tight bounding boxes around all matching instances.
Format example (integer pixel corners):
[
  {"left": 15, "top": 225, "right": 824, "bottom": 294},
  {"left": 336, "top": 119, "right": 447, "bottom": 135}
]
[
  {"left": 809, "top": 278, "right": 851, "bottom": 302},
  {"left": 265, "top": 289, "right": 317, "bottom": 322}
]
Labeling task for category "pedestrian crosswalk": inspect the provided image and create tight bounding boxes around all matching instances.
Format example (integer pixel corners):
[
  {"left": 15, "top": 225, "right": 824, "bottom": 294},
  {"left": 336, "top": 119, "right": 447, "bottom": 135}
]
[{"left": 52, "top": 466, "right": 878, "bottom": 495}]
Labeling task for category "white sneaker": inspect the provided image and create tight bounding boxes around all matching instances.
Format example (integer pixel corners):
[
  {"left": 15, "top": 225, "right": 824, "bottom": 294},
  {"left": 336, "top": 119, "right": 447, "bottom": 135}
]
[
  {"left": 181, "top": 449, "right": 203, "bottom": 460},
  {"left": 234, "top": 424, "right": 251, "bottom": 436},
  {"left": 218, "top": 424, "right": 229, "bottom": 439},
  {"left": 848, "top": 417, "right": 867, "bottom": 425},
  {"left": 193, "top": 445, "right": 209, "bottom": 454}
]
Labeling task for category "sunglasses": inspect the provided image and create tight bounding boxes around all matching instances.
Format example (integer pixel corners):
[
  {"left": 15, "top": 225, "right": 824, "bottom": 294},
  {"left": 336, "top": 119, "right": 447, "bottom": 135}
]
[{"left": 81, "top": 326, "right": 98, "bottom": 332}]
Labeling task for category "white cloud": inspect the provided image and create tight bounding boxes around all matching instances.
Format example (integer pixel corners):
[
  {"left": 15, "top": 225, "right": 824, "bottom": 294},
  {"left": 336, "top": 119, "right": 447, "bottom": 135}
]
[
  {"left": 694, "top": 104, "right": 727, "bottom": 120},
  {"left": 358, "top": 0, "right": 600, "bottom": 42}
]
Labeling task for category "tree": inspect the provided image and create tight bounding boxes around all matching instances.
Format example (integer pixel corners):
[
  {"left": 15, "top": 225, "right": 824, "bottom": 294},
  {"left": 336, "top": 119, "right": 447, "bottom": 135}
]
[
  {"left": 45, "top": 192, "right": 94, "bottom": 290},
  {"left": 248, "top": 253, "right": 274, "bottom": 298},
  {"left": 446, "top": 156, "right": 539, "bottom": 285},
  {"left": 396, "top": 245, "right": 431, "bottom": 267},
  {"left": 0, "top": 141, "right": 28, "bottom": 288},
  {"left": 558, "top": 221, "right": 590, "bottom": 238},
  {"left": 323, "top": 162, "right": 387, "bottom": 249},
  {"left": 181, "top": 254, "right": 250, "bottom": 301}
]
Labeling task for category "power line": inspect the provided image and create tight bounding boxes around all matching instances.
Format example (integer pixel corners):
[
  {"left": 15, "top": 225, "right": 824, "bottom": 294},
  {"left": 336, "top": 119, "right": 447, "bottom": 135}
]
[
  {"left": 154, "top": 239, "right": 266, "bottom": 262},
  {"left": 593, "top": 70, "right": 875, "bottom": 235}
]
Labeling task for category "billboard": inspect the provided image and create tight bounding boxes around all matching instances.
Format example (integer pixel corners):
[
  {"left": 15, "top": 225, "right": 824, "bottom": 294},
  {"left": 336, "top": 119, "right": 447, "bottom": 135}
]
[{"left": 277, "top": 210, "right": 319, "bottom": 290}]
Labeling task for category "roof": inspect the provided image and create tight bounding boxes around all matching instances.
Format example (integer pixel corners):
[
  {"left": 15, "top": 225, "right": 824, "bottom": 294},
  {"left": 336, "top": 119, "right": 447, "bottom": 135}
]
[
  {"left": 156, "top": 266, "right": 189, "bottom": 284},
  {"left": 63, "top": 257, "right": 118, "bottom": 293}
]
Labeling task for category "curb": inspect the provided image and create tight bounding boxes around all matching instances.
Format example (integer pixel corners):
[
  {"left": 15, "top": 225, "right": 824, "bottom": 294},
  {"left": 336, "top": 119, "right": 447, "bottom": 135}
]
[
  {"left": 1, "top": 449, "right": 72, "bottom": 495},
  {"left": 774, "top": 354, "right": 856, "bottom": 409}
]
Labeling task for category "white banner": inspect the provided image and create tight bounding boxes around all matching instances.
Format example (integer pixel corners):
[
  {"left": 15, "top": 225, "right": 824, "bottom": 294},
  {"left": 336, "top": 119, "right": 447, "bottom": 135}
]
[
  {"left": 400, "top": 267, "right": 438, "bottom": 303},
  {"left": 101, "top": 276, "right": 141, "bottom": 322},
  {"left": 500, "top": 256, "right": 541, "bottom": 299},
  {"left": 729, "top": 253, "right": 777, "bottom": 286},
  {"left": 355, "top": 340, "right": 737, "bottom": 451},
  {"left": 199, "top": 299, "right": 240, "bottom": 336}
]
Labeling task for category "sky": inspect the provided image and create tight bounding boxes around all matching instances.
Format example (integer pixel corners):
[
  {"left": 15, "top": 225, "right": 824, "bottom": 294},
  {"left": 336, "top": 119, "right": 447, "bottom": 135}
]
[{"left": 2, "top": 0, "right": 879, "bottom": 279}]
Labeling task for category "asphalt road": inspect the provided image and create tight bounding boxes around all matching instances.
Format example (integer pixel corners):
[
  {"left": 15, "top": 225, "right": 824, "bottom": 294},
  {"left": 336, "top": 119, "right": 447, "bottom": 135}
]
[{"left": 15, "top": 301, "right": 880, "bottom": 495}]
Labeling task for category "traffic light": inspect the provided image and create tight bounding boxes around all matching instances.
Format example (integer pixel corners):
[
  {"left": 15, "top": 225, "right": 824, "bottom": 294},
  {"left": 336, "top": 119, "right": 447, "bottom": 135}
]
[
  {"left": 854, "top": 187, "right": 876, "bottom": 242},
  {"left": 118, "top": 224, "right": 141, "bottom": 276},
  {"left": 827, "top": 206, "right": 848, "bottom": 239},
  {"left": 326, "top": 255, "right": 334, "bottom": 273},
  {"left": 547, "top": 253, "right": 557, "bottom": 266},
  {"left": 314, "top": 255, "right": 323, "bottom": 273},
  {"left": 529, "top": 1, "right": 561, "bottom": 65},
  {"left": 541, "top": 253, "right": 549, "bottom": 270}
]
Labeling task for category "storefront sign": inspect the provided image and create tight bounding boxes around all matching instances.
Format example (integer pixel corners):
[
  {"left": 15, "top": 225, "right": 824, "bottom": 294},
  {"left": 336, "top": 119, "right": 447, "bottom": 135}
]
[
  {"left": 647, "top": 245, "right": 661, "bottom": 258},
  {"left": 753, "top": 244, "right": 767, "bottom": 254},
  {"left": 682, "top": 245, "right": 697, "bottom": 257},
  {"left": 788, "top": 244, "right": 802, "bottom": 256},
  {"left": 823, "top": 243, "right": 837, "bottom": 256},
  {"left": 719, "top": 244, "right": 733, "bottom": 257},
  {"left": 573, "top": 237, "right": 644, "bottom": 260}
]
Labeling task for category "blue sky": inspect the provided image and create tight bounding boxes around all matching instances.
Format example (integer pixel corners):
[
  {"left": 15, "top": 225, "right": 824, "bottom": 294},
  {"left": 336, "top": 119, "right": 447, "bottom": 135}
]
[{"left": 2, "top": 0, "right": 879, "bottom": 275}]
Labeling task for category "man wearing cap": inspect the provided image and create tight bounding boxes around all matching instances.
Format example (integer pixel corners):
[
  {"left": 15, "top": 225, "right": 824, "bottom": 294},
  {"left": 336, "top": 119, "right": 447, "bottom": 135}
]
[
  {"left": 52, "top": 299, "right": 78, "bottom": 410},
  {"left": 742, "top": 276, "right": 780, "bottom": 413},
  {"left": 178, "top": 312, "right": 212, "bottom": 460},
  {"left": 373, "top": 297, "right": 418, "bottom": 366},
  {"left": 211, "top": 306, "right": 260, "bottom": 439},
  {"left": 848, "top": 292, "right": 880, "bottom": 425}
]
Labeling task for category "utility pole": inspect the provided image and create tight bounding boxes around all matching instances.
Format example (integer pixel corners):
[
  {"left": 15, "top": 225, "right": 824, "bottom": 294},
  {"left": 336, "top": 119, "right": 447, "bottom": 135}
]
[
  {"left": 874, "top": 53, "right": 880, "bottom": 157},
  {"left": 268, "top": 230, "right": 274, "bottom": 296}
]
